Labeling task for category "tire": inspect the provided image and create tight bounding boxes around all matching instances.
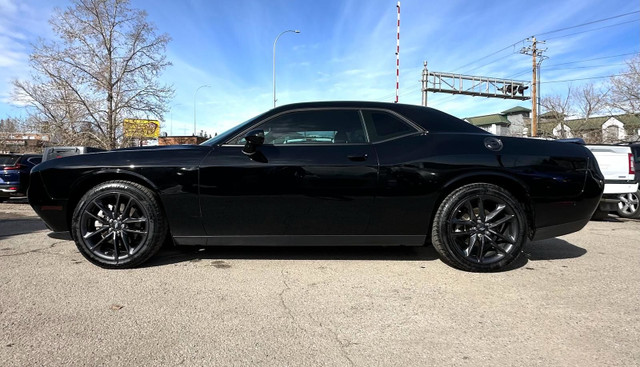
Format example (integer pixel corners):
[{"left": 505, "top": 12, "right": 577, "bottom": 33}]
[
  {"left": 616, "top": 190, "right": 640, "bottom": 218},
  {"left": 431, "top": 183, "right": 527, "bottom": 272},
  {"left": 71, "top": 180, "right": 167, "bottom": 268}
]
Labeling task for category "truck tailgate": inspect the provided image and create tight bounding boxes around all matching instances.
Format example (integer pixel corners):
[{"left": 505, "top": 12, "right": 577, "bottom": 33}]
[{"left": 586, "top": 145, "right": 636, "bottom": 194}]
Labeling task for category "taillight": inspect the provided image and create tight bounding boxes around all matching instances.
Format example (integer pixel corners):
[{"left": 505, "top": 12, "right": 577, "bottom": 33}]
[
  {"left": 630, "top": 153, "right": 635, "bottom": 175},
  {"left": 3, "top": 165, "right": 19, "bottom": 170}
]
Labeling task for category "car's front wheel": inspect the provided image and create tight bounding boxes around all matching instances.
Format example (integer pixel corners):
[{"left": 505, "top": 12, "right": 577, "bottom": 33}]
[
  {"left": 616, "top": 190, "right": 640, "bottom": 218},
  {"left": 71, "top": 180, "right": 167, "bottom": 268},
  {"left": 431, "top": 183, "right": 527, "bottom": 272}
]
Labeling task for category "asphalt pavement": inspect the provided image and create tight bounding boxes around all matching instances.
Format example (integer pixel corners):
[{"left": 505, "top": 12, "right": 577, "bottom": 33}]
[{"left": 1, "top": 199, "right": 639, "bottom": 366}]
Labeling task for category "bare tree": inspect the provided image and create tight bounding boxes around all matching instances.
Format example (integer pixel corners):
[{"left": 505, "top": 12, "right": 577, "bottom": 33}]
[
  {"left": 572, "top": 83, "right": 609, "bottom": 118},
  {"left": 570, "top": 83, "right": 609, "bottom": 142},
  {"left": 13, "top": 0, "right": 173, "bottom": 149},
  {"left": 540, "top": 87, "right": 573, "bottom": 138},
  {"left": 608, "top": 55, "right": 640, "bottom": 114}
]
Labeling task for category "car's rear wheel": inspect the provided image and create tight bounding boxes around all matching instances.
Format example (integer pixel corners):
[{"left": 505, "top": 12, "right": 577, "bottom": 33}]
[
  {"left": 71, "top": 180, "right": 167, "bottom": 268},
  {"left": 616, "top": 190, "right": 640, "bottom": 218},
  {"left": 431, "top": 183, "right": 526, "bottom": 272}
]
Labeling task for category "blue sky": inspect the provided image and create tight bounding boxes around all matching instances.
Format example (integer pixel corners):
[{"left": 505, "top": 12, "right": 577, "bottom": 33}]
[{"left": 0, "top": 0, "right": 638, "bottom": 136}]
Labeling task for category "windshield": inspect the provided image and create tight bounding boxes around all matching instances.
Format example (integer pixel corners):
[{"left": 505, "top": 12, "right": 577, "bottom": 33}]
[{"left": 200, "top": 112, "right": 267, "bottom": 146}]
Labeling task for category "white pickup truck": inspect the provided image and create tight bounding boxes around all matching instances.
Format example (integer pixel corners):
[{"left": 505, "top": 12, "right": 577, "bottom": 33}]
[{"left": 585, "top": 144, "right": 638, "bottom": 219}]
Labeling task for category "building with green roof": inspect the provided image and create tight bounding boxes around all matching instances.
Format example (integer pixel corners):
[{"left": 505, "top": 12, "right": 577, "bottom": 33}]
[
  {"left": 539, "top": 114, "right": 640, "bottom": 143},
  {"left": 465, "top": 106, "right": 640, "bottom": 143},
  {"left": 464, "top": 106, "right": 531, "bottom": 136}
]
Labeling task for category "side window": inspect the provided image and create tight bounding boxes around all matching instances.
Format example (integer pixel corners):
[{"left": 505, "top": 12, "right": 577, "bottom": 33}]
[
  {"left": 29, "top": 157, "right": 42, "bottom": 165},
  {"left": 361, "top": 110, "right": 418, "bottom": 142},
  {"left": 233, "top": 110, "right": 367, "bottom": 145}
]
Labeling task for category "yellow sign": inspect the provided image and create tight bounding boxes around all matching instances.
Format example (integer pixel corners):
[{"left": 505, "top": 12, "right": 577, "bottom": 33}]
[{"left": 123, "top": 119, "right": 160, "bottom": 139}]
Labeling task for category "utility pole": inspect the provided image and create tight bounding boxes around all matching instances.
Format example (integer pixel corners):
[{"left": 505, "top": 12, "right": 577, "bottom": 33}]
[{"left": 520, "top": 37, "right": 546, "bottom": 137}]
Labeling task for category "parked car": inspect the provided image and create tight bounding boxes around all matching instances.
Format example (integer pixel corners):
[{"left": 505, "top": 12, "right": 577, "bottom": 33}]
[
  {"left": 28, "top": 102, "right": 604, "bottom": 271},
  {"left": 584, "top": 144, "right": 638, "bottom": 219},
  {"left": 615, "top": 143, "right": 640, "bottom": 218},
  {"left": 0, "top": 153, "right": 42, "bottom": 202},
  {"left": 42, "top": 146, "right": 106, "bottom": 162}
]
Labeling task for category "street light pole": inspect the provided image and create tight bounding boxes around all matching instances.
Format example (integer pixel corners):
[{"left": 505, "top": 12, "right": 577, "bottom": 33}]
[
  {"left": 193, "top": 85, "right": 211, "bottom": 136},
  {"left": 273, "top": 29, "right": 300, "bottom": 108}
]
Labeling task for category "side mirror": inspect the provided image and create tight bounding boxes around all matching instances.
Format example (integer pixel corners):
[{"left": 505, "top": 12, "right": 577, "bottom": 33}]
[{"left": 242, "top": 129, "right": 265, "bottom": 156}]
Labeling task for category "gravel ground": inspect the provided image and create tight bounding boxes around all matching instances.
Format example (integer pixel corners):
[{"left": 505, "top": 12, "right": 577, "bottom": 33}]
[{"left": 1, "top": 199, "right": 639, "bottom": 366}]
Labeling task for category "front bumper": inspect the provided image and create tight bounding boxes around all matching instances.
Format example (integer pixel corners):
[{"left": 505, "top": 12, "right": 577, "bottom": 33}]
[{"left": 27, "top": 172, "right": 70, "bottom": 232}]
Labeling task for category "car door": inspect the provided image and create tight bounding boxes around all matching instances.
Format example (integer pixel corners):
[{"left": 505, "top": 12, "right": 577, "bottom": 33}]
[
  {"left": 359, "top": 109, "right": 432, "bottom": 237},
  {"left": 198, "top": 108, "right": 378, "bottom": 241}
]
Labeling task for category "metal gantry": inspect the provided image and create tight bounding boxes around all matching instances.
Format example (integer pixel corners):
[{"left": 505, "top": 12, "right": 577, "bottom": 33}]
[{"left": 421, "top": 63, "right": 531, "bottom": 105}]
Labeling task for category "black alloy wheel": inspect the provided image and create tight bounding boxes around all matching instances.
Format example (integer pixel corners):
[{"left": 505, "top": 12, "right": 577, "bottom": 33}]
[
  {"left": 432, "top": 183, "right": 526, "bottom": 272},
  {"left": 72, "top": 181, "right": 167, "bottom": 268},
  {"left": 616, "top": 190, "right": 640, "bottom": 218}
]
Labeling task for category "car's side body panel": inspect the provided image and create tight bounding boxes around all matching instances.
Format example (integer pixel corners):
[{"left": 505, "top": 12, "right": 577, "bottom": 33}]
[{"left": 198, "top": 144, "right": 379, "bottom": 237}]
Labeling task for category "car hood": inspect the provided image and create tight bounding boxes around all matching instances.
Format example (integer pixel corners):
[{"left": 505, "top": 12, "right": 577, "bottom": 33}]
[{"left": 33, "top": 144, "right": 212, "bottom": 173}]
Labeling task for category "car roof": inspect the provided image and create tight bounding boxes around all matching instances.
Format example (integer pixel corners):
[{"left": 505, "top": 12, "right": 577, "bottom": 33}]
[{"left": 268, "top": 101, "right": 486, "bottom": 134}]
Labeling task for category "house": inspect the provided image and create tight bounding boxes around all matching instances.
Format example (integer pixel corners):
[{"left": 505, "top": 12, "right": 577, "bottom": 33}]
[
  {"left": 538, "top": 113, "right": 640, "bottom": 143},
  {"left": 464, "top": 106, "right": 531, "bottom": 136},
  {"left": 465, "top": 106, "right": 640, "bottom": 143}
]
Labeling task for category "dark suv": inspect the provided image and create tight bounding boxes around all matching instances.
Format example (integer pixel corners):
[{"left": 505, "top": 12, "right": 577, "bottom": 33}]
[
  {"left": 0, "top": 154, "right": 42, "bottom": 202},
  {"left": 616, "top": 143, "right": 640, "bottom": 218}
]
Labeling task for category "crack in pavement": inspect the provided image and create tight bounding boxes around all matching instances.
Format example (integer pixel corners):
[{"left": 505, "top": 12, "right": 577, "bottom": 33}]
[
  {"left": 279, "top": 269, "right": 298, "bottom": 323},
  {"left": 308, "top": 313, "right": 356, "bottom": 367},
  {"left": 279, "top": 269, "right": 355, "bottom": 366}
]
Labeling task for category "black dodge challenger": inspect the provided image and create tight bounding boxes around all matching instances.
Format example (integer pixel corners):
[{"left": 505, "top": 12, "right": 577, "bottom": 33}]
[{"left": 28, "top": 102, "right": 604, "bottom": 271}]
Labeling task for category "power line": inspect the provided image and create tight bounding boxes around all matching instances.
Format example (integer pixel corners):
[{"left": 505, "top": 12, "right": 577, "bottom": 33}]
[
  {"left": 546, "top": 19, "right": 639, "bottom": 40},
  {"left": 504, "top": 53, "right": 637, "bottom": 79},
  {"left": 543, "top": 52, "right": 639, "bottom": 67},
  {"left": 541, "top": 73, "right": 633, "bottom": 84},
  {"left": 450, "top": 40, "right": 526, "bottom": 73},
  {"left": 463, "top": 52, "right": 522, "bottom": 74},
  {"left": 543, "top": 62, "right": 627, "bottom": 71},
  {"left": 449, "top": 11, "right": 639, "bottom": 74},
  {"left": 537, "top": 10, "right": 640, "bottom": 36},
  {"left": 383, "top": 11, "right": 639, "bottom": 102}
]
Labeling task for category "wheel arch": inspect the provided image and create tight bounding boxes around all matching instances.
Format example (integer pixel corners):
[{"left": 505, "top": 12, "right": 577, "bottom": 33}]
[
  {"left": 66, "top": 170, "right": 163, "bottom": 232},
  {"left": 428, "top": 172, "right": 535, "bottom": 240}
]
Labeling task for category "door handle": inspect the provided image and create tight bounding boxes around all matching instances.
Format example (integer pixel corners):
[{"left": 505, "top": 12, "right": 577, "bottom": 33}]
[{"left": 347, "top": 154, "right": 368, "bottom": 162}]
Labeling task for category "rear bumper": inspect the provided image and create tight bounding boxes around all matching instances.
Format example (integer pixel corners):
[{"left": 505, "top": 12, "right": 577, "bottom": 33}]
[
  {"left": 0, "top": 184, "right": 22, "bottom": 197},
  {"left": 603, "top": 181, "right": 638, "bottom": 194},
  {"left": 532, "top": 218, "right": 590, "bottom": 241},
  {"left": 531, "top": 169, "right": 604, "bottom": 241}
]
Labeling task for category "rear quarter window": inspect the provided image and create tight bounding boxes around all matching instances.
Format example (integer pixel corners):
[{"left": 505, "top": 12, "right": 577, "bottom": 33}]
[{"left": 361, "top": 110, "right": 418, "bottom": 142}]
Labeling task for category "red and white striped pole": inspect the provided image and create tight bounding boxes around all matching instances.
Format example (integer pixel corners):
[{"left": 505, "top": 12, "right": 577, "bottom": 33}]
[{"left": 395, "top": 1, "right": 400, "bottom": 103}]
